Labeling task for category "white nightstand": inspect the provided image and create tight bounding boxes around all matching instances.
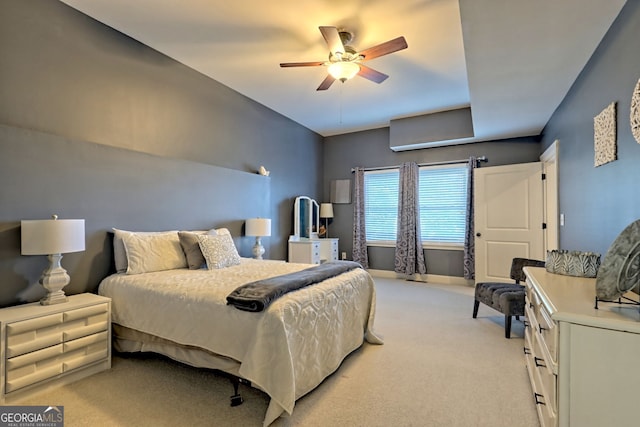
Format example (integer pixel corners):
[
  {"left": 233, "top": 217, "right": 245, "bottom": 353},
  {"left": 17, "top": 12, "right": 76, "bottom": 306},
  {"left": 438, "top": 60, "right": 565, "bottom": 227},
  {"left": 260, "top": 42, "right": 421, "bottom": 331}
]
[{"left": 0, "top": 293, "right": 111, "bottom": 403}]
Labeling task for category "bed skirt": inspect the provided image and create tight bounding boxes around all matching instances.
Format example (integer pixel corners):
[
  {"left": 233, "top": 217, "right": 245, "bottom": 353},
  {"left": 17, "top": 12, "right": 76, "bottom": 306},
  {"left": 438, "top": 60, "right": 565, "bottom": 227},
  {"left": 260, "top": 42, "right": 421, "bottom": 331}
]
[{"left": 112, "top": 324, "right": 246, "bottom": 379}]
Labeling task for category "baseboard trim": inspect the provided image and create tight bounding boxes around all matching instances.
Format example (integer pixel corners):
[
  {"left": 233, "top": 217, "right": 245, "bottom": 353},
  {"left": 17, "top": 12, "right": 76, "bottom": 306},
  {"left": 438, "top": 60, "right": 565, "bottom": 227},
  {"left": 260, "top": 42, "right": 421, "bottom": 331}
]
[{"left": 367, "top": 269, "right": 474, "bottom": 287}]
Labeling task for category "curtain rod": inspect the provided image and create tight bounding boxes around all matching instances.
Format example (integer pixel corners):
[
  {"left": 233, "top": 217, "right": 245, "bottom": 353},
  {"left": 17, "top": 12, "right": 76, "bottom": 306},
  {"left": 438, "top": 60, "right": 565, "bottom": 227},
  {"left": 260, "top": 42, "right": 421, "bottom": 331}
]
[{"left": 351, "top": 156, "right": 488, "bottom": 173}]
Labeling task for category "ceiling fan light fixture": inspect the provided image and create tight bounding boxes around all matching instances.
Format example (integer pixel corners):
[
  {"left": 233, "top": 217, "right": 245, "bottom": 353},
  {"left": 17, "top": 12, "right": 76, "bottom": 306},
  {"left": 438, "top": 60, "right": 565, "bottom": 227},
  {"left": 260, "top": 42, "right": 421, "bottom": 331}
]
[{"left": 328, "top": 61, "right": 360, "bottom": 82}]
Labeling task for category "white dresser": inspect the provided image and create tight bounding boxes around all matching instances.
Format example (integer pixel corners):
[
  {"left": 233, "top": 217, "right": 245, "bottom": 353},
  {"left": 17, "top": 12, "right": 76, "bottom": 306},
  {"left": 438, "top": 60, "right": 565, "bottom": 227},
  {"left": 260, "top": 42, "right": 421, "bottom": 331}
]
[
  {"left": 288, "top": 238, "right": 338, "bottom": 264},
  {"left": 523, "top": 267, "right": 640, "bottom": 427},
  {"left": 0, "top": 293, "right": 111, "bottom": 403}
]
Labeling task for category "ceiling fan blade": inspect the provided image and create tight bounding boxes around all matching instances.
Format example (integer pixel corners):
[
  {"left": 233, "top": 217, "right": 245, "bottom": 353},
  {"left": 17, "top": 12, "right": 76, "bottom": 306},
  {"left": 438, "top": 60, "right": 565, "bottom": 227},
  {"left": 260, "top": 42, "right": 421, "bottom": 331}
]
[
  {"left": 319, "top": 26, "right": 345, "bottom": 55},
  {"left": 316, "top": 75, "right": 336, "bottom": 91},
  {"left": 280, "top": 61, "right": 325, "bottom": 68},
  {"left": 357, "top": 64, "right": 389, "bottom": 84},
  {"left": 358, "top": 36, "right": 408, "bottom": 61}
]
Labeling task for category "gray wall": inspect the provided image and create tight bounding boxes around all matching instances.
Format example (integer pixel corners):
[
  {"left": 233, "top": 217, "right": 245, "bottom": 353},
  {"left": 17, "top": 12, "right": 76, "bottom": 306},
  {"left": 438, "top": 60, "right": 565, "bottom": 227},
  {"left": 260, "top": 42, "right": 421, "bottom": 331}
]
[
  {"left": 0, "top": 0, "right": 322, "bottom": 305},
  {"left": 323, "top": 127, "right": 541, "bottom": 276},
  {"left": 541, "top": 0, "right": 640, "bottom": 257},
  {"left": 0, "top": 126, "right": 270, "bottom": 307}
]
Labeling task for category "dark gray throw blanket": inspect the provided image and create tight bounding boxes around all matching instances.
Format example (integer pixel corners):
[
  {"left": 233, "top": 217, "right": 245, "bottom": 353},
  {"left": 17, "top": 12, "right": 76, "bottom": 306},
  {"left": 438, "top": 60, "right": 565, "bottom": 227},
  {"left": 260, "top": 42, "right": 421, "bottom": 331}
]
[{"left": 226, "top": 260, "right": 363, "bottom": 312}]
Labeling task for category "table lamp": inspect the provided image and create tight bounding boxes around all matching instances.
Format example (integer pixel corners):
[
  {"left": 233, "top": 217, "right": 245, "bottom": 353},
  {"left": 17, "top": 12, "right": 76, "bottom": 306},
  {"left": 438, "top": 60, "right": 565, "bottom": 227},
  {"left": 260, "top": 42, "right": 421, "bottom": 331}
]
[
  {"left": 320, "top": 203, "right": 334, "bottom": 238},
  {"left": 246, "top": 218, "right": 271, "bottom": 260},
  {"left": 21, "top": 215, "right": 85, "bottom": 305}
]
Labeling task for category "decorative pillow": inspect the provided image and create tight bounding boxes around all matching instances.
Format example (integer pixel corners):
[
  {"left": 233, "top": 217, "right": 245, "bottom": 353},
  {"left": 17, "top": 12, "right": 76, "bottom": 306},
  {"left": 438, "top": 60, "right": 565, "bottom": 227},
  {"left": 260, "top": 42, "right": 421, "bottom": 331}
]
[
  {"left": 178, "top": 230, "right": 218, "bottom": 269},
  {"left": 197, "top": 233, "right": 241, "bottom": 270},
  {"left": 122, "top": 232, "right": 187, "bottom": 274},
  {"left": 112, "top": 229, "right": 177, "bottom": 273}
]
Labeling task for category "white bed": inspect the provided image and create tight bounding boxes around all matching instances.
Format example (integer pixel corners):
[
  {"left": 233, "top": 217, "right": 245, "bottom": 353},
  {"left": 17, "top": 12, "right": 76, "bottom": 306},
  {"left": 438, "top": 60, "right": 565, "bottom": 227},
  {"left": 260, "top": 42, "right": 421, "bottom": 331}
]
[{"left": 98, "top": 254, "right": 382, "bottom": 426}]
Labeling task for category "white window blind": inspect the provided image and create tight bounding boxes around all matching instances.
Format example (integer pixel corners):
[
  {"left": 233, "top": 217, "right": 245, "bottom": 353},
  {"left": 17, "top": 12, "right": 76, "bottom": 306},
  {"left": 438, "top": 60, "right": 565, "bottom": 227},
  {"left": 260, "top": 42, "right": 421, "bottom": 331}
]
[
  {"left": 364, "top": 164, "right": 469, "bottom": 245},
  {"left": 364, "top": 169, "right": 399, "bottom": 242},
  {"left": 418, "top": 165, "right": 468, "bottom": 244}
]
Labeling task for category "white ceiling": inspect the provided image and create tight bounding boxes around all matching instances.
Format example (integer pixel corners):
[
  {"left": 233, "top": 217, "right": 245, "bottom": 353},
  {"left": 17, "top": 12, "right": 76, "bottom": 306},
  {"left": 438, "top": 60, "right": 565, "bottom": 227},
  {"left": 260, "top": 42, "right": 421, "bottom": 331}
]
[{"left": 60, "top": 0, "right": 627, "bottom": 146}]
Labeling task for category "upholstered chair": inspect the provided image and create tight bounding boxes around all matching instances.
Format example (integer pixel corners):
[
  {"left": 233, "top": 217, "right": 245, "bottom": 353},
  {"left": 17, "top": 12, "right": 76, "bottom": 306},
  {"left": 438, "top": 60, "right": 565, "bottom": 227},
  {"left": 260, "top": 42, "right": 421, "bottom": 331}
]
[{"left": 472, "top": 257, "right": 546, "bottom": 338}]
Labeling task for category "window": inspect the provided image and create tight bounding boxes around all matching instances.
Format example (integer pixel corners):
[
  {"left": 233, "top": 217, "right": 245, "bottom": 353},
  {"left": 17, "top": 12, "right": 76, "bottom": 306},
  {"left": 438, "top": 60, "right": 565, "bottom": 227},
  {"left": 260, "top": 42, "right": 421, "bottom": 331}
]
[
  {"left": 364, "top": 169, "right": 399, "bottom": 243},
  {"left": 418, "top": 165, "right": 469, "bottom": 244},
  {"left": 364, "top": 165, "right": 469, "bottom": 246}
]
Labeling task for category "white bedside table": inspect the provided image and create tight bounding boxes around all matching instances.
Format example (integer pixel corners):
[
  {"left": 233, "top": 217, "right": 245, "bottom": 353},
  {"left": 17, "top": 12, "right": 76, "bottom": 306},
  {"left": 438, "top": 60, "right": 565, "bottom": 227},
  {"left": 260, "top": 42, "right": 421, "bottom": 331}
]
[{"left": 0, "top": 293, "right": 111, "bottom": 403}]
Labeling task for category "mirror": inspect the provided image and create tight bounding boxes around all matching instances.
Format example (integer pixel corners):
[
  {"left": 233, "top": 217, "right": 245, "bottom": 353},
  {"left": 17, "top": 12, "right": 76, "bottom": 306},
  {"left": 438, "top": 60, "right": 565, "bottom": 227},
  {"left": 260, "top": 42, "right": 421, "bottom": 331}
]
[{"left": 292, "top": 196, "right": 319, "bottom": 239}]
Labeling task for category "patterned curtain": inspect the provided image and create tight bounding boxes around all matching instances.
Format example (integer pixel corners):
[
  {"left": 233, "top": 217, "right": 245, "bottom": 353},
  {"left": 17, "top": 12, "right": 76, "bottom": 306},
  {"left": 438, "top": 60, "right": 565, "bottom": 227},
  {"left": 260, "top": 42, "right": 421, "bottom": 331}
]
[
  {"left": 352, "top": 167, "right": 369, "bottom": 268},
  {"left": 463, "top": 156, "right": 477, "bottom": 280},
  {"left": 394, "top": 162, "right": 426, "bottom": 276}
]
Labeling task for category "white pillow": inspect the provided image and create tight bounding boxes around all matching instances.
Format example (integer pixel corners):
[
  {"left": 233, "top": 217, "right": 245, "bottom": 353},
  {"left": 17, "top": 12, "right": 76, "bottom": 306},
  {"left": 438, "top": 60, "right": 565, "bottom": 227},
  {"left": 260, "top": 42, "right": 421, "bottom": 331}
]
[
  {"left": 214, "top": 227, "right": 231, "bottom": 236},
  {"left": 112, "top": 229, "right": 177, "bottom": 273},
  {"left": 197, "top": 233, "right": 241, "bottom": 270},
  {"left": 122, "top": 232, "right": 187, "bottom": 275}
]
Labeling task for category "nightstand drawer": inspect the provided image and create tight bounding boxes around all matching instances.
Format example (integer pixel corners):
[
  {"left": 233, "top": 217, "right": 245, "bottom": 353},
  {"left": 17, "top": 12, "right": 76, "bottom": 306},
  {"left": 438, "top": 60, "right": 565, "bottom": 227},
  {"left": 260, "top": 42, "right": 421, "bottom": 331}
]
[
  {"left": 63, "top": 308, "right": 109, "bottom": 341},
  {"left": 6, "top": 343, "right": 64, "bottom": 371},
  {"left": 6, "top": 313, "right": 64, "bottom": 358},
  {"left": 63, "top": 346, "right": 109, "bottom": 372},
  {"left": 64, "top": 330, "right": 109, "bottom": 353},
  {"left": 7, "top": 313, "right": 63, "bottom": 335},
  {"left": 6, "top": 365, "right": 64, "bottom": 393},
  {"left": 64, "top": 303, "right": 108, "bottom": 322}
]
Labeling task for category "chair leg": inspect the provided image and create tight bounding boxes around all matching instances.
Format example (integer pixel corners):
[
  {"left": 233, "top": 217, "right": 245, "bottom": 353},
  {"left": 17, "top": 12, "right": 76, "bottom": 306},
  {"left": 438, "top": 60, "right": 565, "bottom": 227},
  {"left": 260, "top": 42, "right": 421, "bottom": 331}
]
[
  {"left": 473, "top": 300, "right": 480, "bottom": 318},
  {"left": 505, "top": 315, "right": 512, "bottom": 339},
  {"left": 515, "top": 315, "right": 520, "bottom": 321}
]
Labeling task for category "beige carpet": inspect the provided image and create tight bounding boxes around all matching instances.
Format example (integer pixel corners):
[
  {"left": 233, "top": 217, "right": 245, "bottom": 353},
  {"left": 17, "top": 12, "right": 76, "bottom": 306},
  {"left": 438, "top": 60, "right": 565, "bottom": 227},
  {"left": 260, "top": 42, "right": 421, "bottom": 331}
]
[{"left": 15, "top": 277, "right": 539, "bottom": 427}]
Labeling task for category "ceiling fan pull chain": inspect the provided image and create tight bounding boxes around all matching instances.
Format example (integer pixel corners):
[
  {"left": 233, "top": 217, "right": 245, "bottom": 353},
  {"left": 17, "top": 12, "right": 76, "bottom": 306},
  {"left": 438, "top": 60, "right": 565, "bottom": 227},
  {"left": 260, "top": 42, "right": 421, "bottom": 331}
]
[{"left": 339, "top": 83, "right": 343, "bottom": 125}]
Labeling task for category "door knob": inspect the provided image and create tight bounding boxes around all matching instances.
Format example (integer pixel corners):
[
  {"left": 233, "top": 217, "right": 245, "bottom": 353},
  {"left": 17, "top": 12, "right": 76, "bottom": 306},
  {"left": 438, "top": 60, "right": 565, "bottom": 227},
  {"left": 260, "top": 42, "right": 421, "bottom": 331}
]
[{"left": 476, "top": 232, "right": 482, "bottom": 237}]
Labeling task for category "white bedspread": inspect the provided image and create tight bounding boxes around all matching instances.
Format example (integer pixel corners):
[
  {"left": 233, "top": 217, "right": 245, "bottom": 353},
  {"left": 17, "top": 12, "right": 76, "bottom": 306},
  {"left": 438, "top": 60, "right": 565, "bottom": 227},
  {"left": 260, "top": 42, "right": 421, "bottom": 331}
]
[{"left": 98, "top": 259, "right": 382, "bottom": 425}]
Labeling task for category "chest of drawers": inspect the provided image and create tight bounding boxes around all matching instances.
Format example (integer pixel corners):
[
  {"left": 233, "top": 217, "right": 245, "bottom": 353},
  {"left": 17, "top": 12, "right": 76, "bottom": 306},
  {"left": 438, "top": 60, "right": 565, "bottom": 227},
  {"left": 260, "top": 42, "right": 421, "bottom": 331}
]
[
  {"left": 288, "top": 238, "right": 338, "bottom": 264},
  {"left": 523, "top": 267, "right": 640, "bottom": 427},
  {"left": 0, "top": 293, "right": 111, "bottom": 403}
]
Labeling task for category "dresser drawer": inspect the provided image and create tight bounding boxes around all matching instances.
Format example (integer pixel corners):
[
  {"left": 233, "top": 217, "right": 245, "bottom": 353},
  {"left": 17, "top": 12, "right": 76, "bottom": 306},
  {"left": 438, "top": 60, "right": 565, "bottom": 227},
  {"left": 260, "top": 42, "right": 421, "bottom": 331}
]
[
  {"left": 63, "top": 308, "right": 109, "bottom": 341},
  {"left": 63, "top": 331, "right": 109, "bottom": 371},
  {"left": 6, "top": 364, "right": 64, "bottom": 393},
  {"left": 538, "top": 304, "right": 557, "bottom": 367},
  {"left": 6, "top": 342, "right": 63, "bottom": 371},
  {"left": 533, "top": 330, "right": 557, "bottom": 411},
  {"left": 5, "top": 343, "right": 65, "bottom": 392},
  {"left": 526, "top": 283, "right": 558, "bottom": 371},
  {"left": 64, "top": 303, "right": 108, "bottom": 322},
  {"left": 6, "top": 313, "right": 65, "bottom": 358},
  {"left": 525, "top": 327, "right": 557, "bottom": 427}
]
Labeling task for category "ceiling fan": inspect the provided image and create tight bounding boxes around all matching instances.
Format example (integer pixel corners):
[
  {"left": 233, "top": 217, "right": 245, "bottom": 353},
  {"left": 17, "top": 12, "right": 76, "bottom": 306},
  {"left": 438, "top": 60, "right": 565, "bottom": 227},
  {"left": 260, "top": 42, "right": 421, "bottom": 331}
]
[{"left": 280, "top": 26, "right": 408, "bottom": 91}]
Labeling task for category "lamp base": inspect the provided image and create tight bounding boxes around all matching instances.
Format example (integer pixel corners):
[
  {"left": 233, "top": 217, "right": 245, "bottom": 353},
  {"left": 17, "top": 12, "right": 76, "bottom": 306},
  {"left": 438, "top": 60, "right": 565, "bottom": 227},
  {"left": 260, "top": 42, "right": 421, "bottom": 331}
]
[
  {"left": 40, "top": 290, "right": 69, "bottom": 305},
  {"left": 252, "top": 237, "right": 265, "bottom": 260},
  {"left": 39, "top": 253, "right": 70, "bottom": 305}
]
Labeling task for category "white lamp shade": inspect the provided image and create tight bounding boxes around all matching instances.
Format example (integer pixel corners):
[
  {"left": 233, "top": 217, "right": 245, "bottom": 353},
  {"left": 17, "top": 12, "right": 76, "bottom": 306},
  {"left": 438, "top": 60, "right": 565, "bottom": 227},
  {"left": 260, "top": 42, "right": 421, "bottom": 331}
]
[
  {"left": 21, "top": 219, "right": 85, "bottom": 255},
  {"left": 245, "top": 218, "right": 271, "bottom": 237},
  {"left": 320, "top": 203, "right": 334, "bottom": 219}
]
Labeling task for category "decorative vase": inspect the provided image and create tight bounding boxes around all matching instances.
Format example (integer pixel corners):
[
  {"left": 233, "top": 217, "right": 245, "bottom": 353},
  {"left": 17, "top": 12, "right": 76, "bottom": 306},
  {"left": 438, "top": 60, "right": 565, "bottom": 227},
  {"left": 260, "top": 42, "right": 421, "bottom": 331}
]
[{"left": 546, "top": 249, "right": 600, "bottom": 278}]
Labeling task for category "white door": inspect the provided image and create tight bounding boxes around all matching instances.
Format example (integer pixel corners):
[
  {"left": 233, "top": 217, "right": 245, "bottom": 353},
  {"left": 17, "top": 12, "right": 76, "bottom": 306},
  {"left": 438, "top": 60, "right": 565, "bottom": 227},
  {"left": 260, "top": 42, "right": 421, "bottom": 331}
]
[{"left": 474, "top": 162, "right": 544, "bottom": 283}]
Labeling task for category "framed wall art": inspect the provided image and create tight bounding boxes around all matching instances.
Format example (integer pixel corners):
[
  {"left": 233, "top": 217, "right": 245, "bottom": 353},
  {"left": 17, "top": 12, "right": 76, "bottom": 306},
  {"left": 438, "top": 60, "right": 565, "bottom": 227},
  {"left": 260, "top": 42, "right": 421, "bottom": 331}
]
[
  {"left": 594, "top": 101, "right": 617, "bottom": 167},
  {"left": 631, "top": 77, "right": 640, "bottom": 144}
]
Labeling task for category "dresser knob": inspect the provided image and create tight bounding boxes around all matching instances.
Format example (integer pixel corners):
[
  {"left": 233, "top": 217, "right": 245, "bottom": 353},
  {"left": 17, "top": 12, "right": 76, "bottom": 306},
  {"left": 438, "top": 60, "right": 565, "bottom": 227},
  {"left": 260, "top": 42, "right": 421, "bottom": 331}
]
[
  {"left": 534, "top": 357, "right": 546, "bottom": 368},
  {"left": 539, "top": 325, "right": 546, "bottom": 334},
  {"left": 534, "top": 393, "right": 546, "bottom": 406},
  {"left": 523, "top": 347, "right": 531, "bottom": 355}
]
